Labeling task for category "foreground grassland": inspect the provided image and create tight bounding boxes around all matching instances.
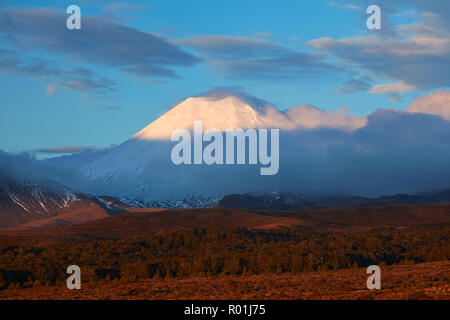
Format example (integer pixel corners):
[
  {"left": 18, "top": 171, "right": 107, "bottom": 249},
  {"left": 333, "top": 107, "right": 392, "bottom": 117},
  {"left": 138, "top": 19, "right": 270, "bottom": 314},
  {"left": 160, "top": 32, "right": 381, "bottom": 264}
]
[
  {"left": 1, "top": 261, "right": 448, "bottom": 300},
  {"left": 0, "top": 224, "right": 448, "bottom": 299},
  {"left": 0, "top": 204, "right": 449, "bottom": 300}
]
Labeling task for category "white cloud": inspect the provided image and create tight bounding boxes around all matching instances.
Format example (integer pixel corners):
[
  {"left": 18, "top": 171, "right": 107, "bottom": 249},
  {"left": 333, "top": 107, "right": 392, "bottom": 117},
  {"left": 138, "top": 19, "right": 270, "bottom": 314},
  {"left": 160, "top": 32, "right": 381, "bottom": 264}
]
[
  {"left": 285, "top": 105, "right": 367, "bottom": 131},
  {"left": 370, "top": 82, "right": 418, "bottom": 94},
  {"left": 408, "top": 89, "right": 450, "bottom": 120},
  {"left": 308, "top": 10, "right": 450, "bottom": 96}
]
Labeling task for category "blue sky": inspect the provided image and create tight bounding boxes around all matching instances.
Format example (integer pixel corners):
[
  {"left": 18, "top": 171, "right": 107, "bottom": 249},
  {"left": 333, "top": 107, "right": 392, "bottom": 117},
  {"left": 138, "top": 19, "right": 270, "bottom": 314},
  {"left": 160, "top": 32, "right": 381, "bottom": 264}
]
[{"left": 0, "top": 0, "right": 449, "bottom": 154}]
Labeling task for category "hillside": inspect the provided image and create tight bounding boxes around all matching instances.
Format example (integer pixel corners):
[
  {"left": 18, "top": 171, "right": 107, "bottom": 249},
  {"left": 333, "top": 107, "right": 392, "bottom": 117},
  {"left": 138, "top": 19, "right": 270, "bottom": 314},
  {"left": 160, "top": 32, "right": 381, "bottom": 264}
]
[
  {"left": 1, "top": 202, "right": 450, "bottom": 243},
  {"left": 0, "top": 175, "right": 126, "bottom": 230},
  {"left": 218, "top": 191, "right": 450, "bottom": 210}
]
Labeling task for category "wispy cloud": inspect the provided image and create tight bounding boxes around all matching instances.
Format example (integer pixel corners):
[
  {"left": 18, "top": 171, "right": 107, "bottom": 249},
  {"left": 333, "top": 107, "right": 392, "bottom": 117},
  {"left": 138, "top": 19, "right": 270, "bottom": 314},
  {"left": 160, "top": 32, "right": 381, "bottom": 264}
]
[
  {"left": 0, "top": 49, "right": 115, "bottom": 93},
  {"left": 0, "top": 8, "right": 200, "bottom": 79},
  {"left": 36, "top": 146, "right": 98, "bottom": 154},
  {"left": 309, "top": 20, "right": 450, "bottom": 96},
  {"left": 334, "top": 77, "right": 372, "bottom": 93},
  {"left": 174, "top": 35, "right": 343, "bottom": 80},
  {"left": 369, "top": 81, "right": 418, "bottom": 101},
  {"left": 327, "top": 2, "right": 362, "bottom": 11}
]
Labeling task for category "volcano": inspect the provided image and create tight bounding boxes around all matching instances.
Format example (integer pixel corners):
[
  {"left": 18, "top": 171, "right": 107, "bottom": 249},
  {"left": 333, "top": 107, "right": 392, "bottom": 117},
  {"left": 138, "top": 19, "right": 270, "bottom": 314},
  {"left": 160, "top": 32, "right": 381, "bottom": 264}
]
[
  {"left": 51, "top": 94, "right": 296, "bottom": 203},
  {"left": 43, "top": 91, "right": 450, "bottom": 206}
]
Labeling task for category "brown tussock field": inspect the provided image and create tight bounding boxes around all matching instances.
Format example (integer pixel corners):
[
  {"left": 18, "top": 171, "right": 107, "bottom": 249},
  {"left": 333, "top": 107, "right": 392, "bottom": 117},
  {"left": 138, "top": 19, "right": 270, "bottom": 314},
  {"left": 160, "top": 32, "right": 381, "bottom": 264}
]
[
  {"left": 0, "top": 203, "right": 449, "bottom": 300},
  {"left": 1, "top": 261, "right": 448, "bottom": 300}
]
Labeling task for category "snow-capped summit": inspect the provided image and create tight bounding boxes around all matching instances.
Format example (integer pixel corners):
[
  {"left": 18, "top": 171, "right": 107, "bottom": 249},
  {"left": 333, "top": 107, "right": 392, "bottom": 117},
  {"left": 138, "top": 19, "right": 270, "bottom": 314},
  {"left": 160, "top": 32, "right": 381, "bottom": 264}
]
[
  {"left": 132, "top": 95, "right": 292, "bottom": 141},
  {"left": 132, "top": 93, "right": 366, "bottom": 141}
]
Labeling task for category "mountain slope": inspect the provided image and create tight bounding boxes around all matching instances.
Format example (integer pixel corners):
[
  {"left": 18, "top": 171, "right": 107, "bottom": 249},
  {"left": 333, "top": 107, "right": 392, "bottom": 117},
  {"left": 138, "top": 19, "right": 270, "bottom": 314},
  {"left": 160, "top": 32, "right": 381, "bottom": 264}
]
[{"left": 0, "top": 175, "right": 126, "bottom": 229}]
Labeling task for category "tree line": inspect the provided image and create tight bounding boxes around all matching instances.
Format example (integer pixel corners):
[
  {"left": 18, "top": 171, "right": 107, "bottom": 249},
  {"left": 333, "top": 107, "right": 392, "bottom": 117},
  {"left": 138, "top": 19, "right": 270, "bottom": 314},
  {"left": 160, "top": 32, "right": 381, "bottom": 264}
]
[{"left": 0, "top": 225, "right": 448, "bottom": 289}]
